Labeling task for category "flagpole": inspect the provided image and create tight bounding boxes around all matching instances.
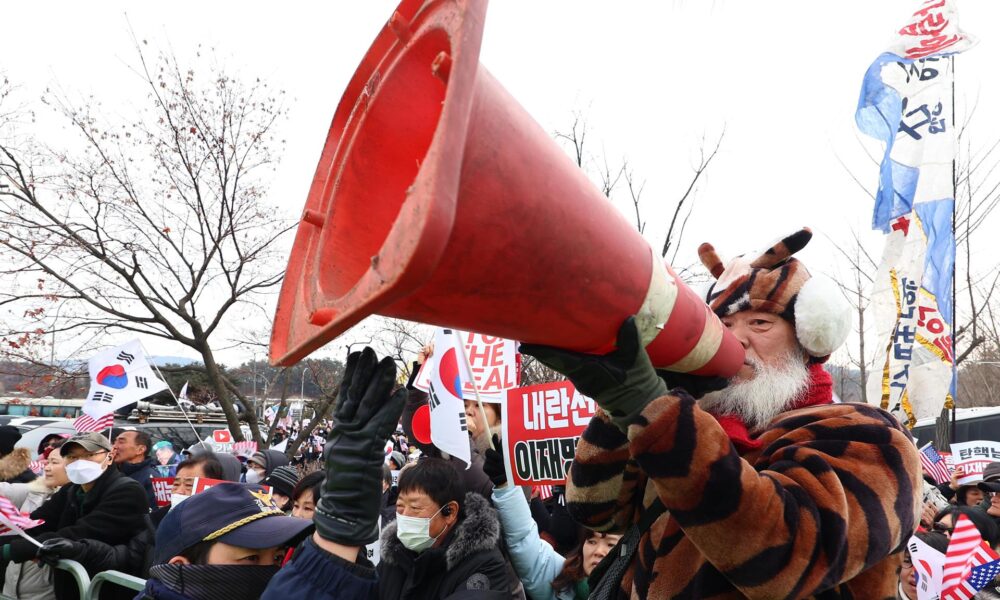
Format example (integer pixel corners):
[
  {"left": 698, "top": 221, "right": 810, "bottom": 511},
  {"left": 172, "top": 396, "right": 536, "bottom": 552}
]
[
  {"left": 454, "top": 335, "right": 498, "bottom": 451},
  {"left": 950, "top": 54, "right": 958, "bottom": 444},
  {"left": 138, "top": 342, "right": 205, "bottom": 445}
]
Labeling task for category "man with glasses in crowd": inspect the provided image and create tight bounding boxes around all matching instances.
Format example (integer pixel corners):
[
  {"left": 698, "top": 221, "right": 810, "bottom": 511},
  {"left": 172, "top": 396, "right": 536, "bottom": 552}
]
[{"left": 0, "top": 432, "right": 150, "bottom": 599}]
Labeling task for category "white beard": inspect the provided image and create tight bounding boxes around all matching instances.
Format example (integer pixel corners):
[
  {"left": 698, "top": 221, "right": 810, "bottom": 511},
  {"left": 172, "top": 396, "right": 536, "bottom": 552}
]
[{"left": 698, "top": 351, "right": 811, "bottom": 431}]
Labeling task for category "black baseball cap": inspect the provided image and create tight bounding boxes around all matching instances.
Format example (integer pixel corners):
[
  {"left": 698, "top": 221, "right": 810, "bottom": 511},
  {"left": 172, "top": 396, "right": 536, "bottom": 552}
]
[
  {"left": 153, "top": 482, "right": 311, "bottom": 564},
  {"left": 979, "top": 462, "right": 1000, "bottom": 492}
]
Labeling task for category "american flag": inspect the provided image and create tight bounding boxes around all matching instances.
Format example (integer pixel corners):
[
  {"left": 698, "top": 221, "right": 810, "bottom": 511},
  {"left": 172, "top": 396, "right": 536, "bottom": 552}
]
[
  {"left": 233, "top": 441, "right": 257, "bottom": 457},
  {"left": 920, "top": 442, "right": 953, "bottom": 485},
  {"left": 27, "top": 461, "right": 44, "bottom": 476},
  {"left": 534, "top": 485, "right": 553, "bottom": 500},
  {"left": 942, "top": 514, "right": 1000, "bottom": 600},
  {"left": 967, "top": 556, "right": 1000, "bottom": 594},
  {"left": 0, "top": 495, "right": 44, "bottom": 537},
  {"left": 73, "top": 413, "right": 114, "bottom": 433}
]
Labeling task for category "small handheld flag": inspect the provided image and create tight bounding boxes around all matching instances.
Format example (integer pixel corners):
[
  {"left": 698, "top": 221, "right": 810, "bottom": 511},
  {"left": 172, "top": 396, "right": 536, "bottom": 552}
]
[
  {"left": 73, "top": 413, "right": 115, "bottom": 433},
  {"left": 920, "top": 442, "right": 953, "bottom": 485},
  {"left": 427, "top": 329, "right": 473, "bottom": 467},
  {"left": 0, "top": 495, "right": 44, "bottom": 546}
]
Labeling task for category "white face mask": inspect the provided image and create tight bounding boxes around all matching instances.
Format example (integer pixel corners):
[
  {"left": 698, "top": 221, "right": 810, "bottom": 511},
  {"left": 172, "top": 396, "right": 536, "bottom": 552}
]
[
  {"left": 245, "top": 469, "right": 263, "bottom": 484},
  {"left": 396, "top": 505, "right": 448, "bottom": 553},
  {"left": 65, "top": 459, "right": 106, "bottom": 485},
  {"left": 170, "top": 493, "right": 189, "bottom": 508}
]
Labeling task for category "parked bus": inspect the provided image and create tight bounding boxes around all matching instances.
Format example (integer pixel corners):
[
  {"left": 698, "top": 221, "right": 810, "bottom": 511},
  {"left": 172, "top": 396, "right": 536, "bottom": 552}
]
[
  {"left": 911, "top": 406, "right": 1000, "bottom": 446},
  {"left": 0, "top": 397, "right": 86, "bottom": 419}
]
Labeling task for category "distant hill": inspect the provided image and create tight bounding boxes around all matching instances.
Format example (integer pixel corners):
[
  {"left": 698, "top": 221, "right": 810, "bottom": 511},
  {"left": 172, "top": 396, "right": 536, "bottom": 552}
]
[{"left": 149, "top": 356, "right": 201, "bottom": 367}]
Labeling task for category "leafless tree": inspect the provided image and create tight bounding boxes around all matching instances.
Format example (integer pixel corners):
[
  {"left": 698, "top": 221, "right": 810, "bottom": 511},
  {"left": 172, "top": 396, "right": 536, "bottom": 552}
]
[
  {"left": 830, "top": 230, "right": 879, "bottom": 404},
  {"left": 0, "top": 42, "right": 293, "bottom": 443},
  {"left": 661, "top": 127, "right": 726, "bottom": 264},
  {"left": 553, "top": 113, "right": 725, "bottom": 272}
]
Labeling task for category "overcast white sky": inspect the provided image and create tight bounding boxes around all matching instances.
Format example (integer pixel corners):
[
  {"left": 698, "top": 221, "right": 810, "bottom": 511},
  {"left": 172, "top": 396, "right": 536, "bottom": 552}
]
[{"left": 2, "top": 1, "right": 996, "bottom": 366}]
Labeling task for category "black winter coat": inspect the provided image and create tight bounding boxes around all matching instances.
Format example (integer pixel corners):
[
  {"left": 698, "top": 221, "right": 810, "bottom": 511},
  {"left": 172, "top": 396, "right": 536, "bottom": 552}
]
[
  {"left": 70, "top": 515, "right": 156, "bottom": 578},
  {"left": 118, "top": 458, "right": 159, "bottom": 510},
  {"left": 381, "top": 485, "right": 398, "bottom": 527},
  {"left": 10, "top": 467, "right": 149, "bottom": 600},
  {"left": 377, "top": 492, "right": 510, "bottom": 600}
]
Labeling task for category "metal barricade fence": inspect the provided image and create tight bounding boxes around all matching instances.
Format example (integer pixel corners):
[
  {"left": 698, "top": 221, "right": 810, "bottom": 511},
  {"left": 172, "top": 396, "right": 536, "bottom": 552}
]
[
  {"left": 0, "top": 560, "right": 146, "bottom": 600},
  {"left": 89, "top": 569, "right": 147, "bottom": 598}
]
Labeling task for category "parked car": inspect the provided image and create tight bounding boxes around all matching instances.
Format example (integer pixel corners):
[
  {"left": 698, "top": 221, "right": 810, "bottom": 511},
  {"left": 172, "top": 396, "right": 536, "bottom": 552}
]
[{"left": 13, "top": 418, "right": 77, "bottom": 458}]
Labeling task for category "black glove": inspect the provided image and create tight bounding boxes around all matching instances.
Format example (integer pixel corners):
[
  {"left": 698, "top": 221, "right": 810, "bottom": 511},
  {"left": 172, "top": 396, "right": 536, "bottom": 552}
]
[
  {"left": 37, "top": 538, "right": 82, "bottom": 567},
  {"left": 519, "top": 317, "right": 666, "bottom": 432},
  {"left": 314, "top": 347, "right": 407, "bottom": 547},
  {"left": 655, "top": 370, "right": 729, "bottom": 399},
  {"left": 482, "top": 434, "right": 507, "bottom": 487}
]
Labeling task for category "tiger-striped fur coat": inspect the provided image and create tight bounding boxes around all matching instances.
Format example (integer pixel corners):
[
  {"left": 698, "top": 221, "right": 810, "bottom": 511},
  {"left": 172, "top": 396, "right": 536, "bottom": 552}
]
[{"left": 567, "top": 392, "right": 922, "bottom": 599}]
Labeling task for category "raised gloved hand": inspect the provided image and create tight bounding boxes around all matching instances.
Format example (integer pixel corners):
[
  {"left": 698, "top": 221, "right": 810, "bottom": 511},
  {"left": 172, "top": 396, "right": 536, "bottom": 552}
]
[
  {"left": 482, "top": 434, "right": 507, "bottom": 487},
  {"left": 36, "top": 538, "right": 82, "bottom": 567},
  {"left": 655, "top": 370, "right": 729, "bottom": 399},
  {"left": 519, "top": 317, "right": 666, "bottom": 432},
  {"left": 314, "top": 347, "right": 407, "bottom": 547}
]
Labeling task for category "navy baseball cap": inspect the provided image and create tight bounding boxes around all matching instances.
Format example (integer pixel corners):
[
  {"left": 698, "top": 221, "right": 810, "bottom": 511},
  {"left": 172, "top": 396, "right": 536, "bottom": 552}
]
[{"left": 153, "top": 483, "right": 311, "bottom": 564}]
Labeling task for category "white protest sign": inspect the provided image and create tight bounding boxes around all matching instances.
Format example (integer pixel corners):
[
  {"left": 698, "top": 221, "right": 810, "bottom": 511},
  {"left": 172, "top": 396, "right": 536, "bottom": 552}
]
[
  {"left": 415, "top": 330, "right": 518, "bottom": 402},
  {"left": 949, "top": 441, "right": 1000, "bottom": 485}
]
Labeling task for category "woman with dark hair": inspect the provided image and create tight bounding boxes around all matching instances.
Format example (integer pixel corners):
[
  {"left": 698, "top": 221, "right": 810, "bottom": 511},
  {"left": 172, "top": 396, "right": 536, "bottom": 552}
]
[
  {"left": 291, "top": 470, "right": 324, "bottom": 521},
  {"left": 485, "top": 444, "right": 620, "bottom": 599},
  {"left": 931, "top": 505, "right": 999, "bottom": 547}
]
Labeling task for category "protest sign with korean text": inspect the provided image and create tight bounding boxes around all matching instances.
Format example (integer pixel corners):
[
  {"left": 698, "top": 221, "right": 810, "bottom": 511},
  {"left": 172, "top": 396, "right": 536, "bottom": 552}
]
[
  {"left": 152, "top": 477, "right": 174, "bottom": 507},
  {"left": 501, "top": 381, "right": 596, "bottom": 487},
  {"left": 949, "top": 441, "right": 1000, "bottom": 485}
]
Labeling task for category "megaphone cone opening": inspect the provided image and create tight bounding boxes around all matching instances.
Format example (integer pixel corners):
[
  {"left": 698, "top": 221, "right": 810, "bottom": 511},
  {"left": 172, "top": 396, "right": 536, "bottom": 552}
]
[{"left": 319, "top": 28, "right": 451, "bottom": 299}]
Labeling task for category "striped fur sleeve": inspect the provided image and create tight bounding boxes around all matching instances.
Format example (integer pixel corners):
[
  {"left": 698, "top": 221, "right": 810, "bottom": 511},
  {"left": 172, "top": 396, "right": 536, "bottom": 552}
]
[
  {"left": 565, "top": 409, "right": 648, "bottom": 533},
  {"left": 626, "top": 392, "right": 921, "bottom": 598}
]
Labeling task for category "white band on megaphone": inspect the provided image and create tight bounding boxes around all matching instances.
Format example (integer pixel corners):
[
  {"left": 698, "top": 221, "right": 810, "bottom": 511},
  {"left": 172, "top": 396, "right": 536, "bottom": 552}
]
[
  {"left": 662, "top": 305, "right": 724, "bottom": 373},
  {"left": 634, "top": 248, "right": 677, "bottom": 347}
]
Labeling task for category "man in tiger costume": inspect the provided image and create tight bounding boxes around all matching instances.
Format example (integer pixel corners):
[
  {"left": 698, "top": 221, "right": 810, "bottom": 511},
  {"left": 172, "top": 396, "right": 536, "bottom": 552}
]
[{"left": 521, "top": 228, "right": 922, "bottom": 599}]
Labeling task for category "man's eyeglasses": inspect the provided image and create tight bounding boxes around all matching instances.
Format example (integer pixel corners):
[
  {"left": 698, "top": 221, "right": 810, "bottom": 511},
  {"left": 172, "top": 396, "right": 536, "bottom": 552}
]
[{"left": 63, "top": 450, "right": 108, "bottom": 464}]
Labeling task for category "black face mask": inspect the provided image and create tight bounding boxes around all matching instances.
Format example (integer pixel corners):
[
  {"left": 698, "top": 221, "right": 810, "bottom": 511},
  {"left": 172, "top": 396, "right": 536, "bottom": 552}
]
[{"left": 149, "top": 563, "right": 281, "bottom": 600}]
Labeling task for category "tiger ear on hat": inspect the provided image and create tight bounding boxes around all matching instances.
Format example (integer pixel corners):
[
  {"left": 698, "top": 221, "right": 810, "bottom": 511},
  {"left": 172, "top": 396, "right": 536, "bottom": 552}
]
[
  {"left": 750, "top": 228, "right": 813, "bottom": 270},
  {"left": 698, "top": 243, "right": 726, "bottom": 279}
]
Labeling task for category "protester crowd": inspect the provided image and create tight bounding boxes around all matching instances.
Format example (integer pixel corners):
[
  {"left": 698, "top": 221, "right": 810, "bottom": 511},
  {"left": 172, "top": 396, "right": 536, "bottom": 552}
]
[{"left": 0, "top": 229, "right": 978, "bottom": 600}]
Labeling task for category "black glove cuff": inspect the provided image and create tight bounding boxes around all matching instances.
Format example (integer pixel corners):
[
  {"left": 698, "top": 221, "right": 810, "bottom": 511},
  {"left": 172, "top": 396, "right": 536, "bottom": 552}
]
[{"left": 314, "top": 500, "right": 379, "bottom": 547}]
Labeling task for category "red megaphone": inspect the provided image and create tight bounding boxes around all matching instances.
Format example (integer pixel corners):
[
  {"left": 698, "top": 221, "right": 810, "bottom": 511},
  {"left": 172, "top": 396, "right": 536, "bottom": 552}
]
[{"left": 270, "top": 0, "right": 745, "bottom": 378}]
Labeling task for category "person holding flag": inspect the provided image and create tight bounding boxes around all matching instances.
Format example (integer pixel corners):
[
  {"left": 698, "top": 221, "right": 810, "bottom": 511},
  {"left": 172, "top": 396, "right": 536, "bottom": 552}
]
[
  {"left": 401, "top": 340, "right": 495, "bottom": 499},
  {"left": 1, "top": 437, "right": 69, "bottom": 600},
  {"left": 1, "top": 432, "right": 149, "bottom": 600}
]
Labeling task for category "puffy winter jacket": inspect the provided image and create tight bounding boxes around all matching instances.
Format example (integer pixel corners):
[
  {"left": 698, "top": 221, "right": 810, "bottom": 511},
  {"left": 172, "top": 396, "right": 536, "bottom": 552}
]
[
  {"left": 377, "top": 492, "right": 511, "bottom": 600},
  {"left": 492, "top": 485, "right": 575, "bottom": 600},
  {"left": 2, "top": 477, "right": 58, "bottom": 600}
]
